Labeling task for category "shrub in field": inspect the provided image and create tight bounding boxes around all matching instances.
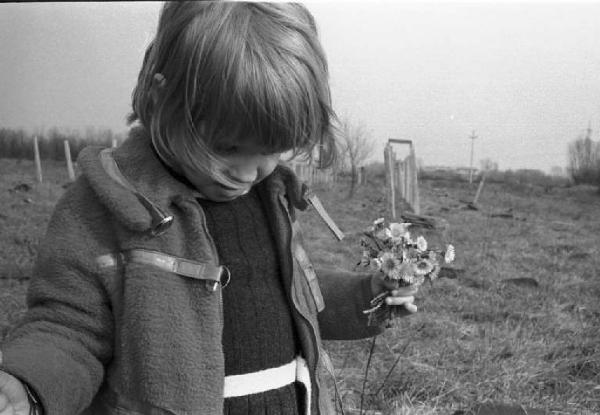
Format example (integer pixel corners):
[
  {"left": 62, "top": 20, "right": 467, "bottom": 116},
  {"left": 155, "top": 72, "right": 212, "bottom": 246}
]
[
  {"left": 418, "top": 169, "right": 466, "bottom": 183},
  {"left": 502, "top": 168, "right": 571, "bottom": 193},
  {"left": 365, "top": 162, "right": 386, "bottom": 182}
]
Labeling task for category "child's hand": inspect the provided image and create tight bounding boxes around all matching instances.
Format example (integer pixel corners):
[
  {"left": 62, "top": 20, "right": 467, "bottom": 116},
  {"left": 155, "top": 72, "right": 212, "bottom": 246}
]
[
  {"left": 0, "top": 370, "right": 30, "bottom": 415},
  {"left": 370, "top": 273, "right": 419, "bottom": 315}
]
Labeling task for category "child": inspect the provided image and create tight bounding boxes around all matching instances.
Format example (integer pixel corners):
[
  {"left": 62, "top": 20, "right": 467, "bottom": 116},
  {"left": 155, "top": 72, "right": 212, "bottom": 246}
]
[{"left": 0, "top": 3, "right": 417, "bottom": 415}]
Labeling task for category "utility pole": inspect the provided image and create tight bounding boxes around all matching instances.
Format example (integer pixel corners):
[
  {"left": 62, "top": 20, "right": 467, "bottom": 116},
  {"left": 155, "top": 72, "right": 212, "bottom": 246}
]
[{"left": 469, "top": 130, "right": 477, "bottom": 184}]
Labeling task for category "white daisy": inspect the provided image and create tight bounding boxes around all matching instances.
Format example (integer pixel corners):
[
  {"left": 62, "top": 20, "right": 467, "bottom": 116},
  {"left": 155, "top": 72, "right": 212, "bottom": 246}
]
[
  {"left": 379, "top": 252, "right": 402, "bottom": 279},
  {"left": 416, "top": 236, "right": 428, "bottom": 252},
  {"left": 370, "top": 257, "right": 383, "bottom": 271},
  {"left": 413, "top": 258, "right": 434, "bottom": 275},
  {"left": 385, "top": 222, "right": 411, "bottom": 243},
  {"left": 444, "top": 244, "right": 455, "bottom": 263},
  {"left": 429, "top": 261, "right": 441, "bottom": 281},
  {"left": 398, "top": 262, "right": 415, "bottom": 284}
]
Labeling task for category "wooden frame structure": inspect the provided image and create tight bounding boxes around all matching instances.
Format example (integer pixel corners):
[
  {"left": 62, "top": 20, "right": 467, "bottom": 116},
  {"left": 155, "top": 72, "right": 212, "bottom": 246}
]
[{"left": 384, "top": 138, "right": 420, "bottom": 218}]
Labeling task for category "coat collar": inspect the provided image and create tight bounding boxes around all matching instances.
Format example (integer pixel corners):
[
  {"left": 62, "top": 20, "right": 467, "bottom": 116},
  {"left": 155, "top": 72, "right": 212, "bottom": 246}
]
[{"left": 77, "top": 126, "right": 309, "bottom": 235}]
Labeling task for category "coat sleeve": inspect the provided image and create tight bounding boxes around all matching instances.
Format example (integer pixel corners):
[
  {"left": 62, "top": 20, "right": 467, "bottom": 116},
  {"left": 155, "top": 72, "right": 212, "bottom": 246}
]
[
  {"left": 0, "top": 182, "right": 115, "bottom": 415},
  {"left": 314, "top": 268, "right": 384, "bottom": 340}
]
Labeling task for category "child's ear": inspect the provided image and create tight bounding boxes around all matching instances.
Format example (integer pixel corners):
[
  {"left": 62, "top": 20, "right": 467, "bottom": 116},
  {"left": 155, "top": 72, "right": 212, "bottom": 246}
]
[{"left": 150, "top": 73, "right": 167, "bottom": 105}]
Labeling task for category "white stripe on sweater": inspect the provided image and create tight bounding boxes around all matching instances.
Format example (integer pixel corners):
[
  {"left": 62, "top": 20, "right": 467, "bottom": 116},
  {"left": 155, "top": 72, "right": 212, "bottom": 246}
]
[{"left": 223, "top": 356, "right": 311, "bottom": 415}]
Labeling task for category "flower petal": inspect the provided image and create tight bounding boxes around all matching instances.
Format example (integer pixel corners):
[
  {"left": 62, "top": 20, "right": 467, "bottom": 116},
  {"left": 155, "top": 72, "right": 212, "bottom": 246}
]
[
  {"left": 416, "top": 236, "right": 428, "bottom": 252},
  {"left": 444, "top": 244, "right": 456, "bottom": 263}
]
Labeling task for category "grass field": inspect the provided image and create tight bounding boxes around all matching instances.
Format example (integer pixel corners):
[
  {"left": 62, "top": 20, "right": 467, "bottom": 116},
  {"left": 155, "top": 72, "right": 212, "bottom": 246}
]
[{"left": 1, "top": 158, "right": 599, "bottom": 414}]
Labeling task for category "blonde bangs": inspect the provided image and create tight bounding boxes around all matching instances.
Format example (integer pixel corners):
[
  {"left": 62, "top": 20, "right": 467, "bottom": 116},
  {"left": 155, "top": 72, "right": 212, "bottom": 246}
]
[{"left": 182, "top": 3, "right": 333, "bottom": 159}]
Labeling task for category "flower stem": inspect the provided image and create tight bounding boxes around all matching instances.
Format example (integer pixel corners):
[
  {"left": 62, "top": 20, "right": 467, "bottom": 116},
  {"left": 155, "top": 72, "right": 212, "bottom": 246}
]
[
  {"left": 373, "top": 338, "right": 412, "bottom": 397},
  {"left": 364, "top": 232, "right": 384, "bottom": 251},
  {"left": 359, "top": 335, "right": 377, "bottom": 415}
]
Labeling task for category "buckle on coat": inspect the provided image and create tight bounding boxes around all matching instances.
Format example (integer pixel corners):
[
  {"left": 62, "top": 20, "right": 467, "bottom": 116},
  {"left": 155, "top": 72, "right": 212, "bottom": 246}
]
[
  {"left": 206, "top": 265, "right": 231, "bottom": 292},
  {"left": 150, "top": 214, "right": 174, "bottom": 236}
]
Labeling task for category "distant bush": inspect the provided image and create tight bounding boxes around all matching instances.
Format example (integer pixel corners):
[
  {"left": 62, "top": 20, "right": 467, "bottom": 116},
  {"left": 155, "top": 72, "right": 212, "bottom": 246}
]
[
  {"left": 505, "top": 168, "right": 543, "bottom": 185},
  {"left": 484, "top": 169, "right": 507, "bottom": 183},
  {"left": 418, "top": 169, "right": 467, "bottom": 182},
  {"left": 567, "top": 134, "right": 600, "bottom": 187},
  {"left": 419, "top": 166, "right": 570, "bottom": 191},
  {"left": 364, "top": 161, "right": 386, "bottom": 182},
  {"left": 504, "top": 168, "right": 571, "bottom": 192},
  {"left": 0, "top": 127, "right": 123, "bottom": 161}
]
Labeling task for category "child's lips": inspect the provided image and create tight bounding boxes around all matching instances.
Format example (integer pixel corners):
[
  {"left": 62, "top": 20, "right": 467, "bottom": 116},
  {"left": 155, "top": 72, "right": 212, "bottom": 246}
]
[
  {"left": 216, "top": 177, "right": 254, "bottom": 192},
  {"left": 217, "top": 182, "right": 241, "bottom": 191},
  {"left": 216, "top": 182, "right": 250, "bottom": 196}
]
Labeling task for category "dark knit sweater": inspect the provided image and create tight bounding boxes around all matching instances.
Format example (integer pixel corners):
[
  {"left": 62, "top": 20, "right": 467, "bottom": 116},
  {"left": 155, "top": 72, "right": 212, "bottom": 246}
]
[{"left": 198, "top": 186, "right": 303, "bottom": 415}]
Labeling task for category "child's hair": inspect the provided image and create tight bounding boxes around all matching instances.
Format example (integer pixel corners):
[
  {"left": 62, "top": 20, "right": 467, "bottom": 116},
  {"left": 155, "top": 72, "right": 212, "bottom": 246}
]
[{"left": 128, "top": 1, "right": 337, "bottom": 186}]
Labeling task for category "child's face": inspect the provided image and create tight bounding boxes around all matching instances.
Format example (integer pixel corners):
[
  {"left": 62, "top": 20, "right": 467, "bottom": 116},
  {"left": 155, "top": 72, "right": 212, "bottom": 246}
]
[{"left": 182, "top": 139, "right": 282, "bottom": 202}]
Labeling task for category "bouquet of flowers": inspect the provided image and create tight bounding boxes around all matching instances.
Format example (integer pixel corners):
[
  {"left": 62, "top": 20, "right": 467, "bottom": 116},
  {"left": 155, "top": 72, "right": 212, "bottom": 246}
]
[{"left": 358, "top": 217, "right": 455, "bottom": 326}]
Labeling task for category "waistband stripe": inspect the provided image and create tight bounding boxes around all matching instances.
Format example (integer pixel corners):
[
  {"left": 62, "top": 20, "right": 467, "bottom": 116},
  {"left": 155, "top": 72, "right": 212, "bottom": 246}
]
[{"left": 223, "top": 356, "right": 311, "bottom": 415}]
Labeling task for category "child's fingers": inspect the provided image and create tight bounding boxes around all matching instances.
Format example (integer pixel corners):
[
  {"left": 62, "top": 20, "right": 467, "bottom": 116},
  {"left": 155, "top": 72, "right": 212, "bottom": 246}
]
[
  {"left": 0, "top": 392, "right": 8, "bottom": 412},
  {"left": 0, "top": 371, "right": 29, "bottom": 414},
  {"left": 404, "top": 303, "right": 418, "bottom": 313},
  {"left": 391, "top": 286, "right": 418, "bottom": 296},
  {"left": 385, "top": 295, "right": 418, "bottom": 314},
  {"left": 385, "top": 295, "right": 414, "bottom": 306}
]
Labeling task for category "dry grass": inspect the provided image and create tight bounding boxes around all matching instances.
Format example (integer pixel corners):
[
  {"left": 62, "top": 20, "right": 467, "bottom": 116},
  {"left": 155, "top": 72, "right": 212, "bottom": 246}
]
[
  {"left": 0, "top": 160, "right": 72, "bottom": 339},
  {"left": 299, "top": 177, "right": 600, "bottom": 415},
  {"left": 1, "top": 159, "right": 599, "bottom": 414}
]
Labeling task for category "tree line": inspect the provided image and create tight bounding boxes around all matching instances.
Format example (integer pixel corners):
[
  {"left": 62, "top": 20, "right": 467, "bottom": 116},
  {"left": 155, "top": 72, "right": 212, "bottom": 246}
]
[
  {"left": 2, "top": 122, "right": 598, "bottom": 192},
  {"left": 0, "top": 127, "right": 123, "bottom": 161}
]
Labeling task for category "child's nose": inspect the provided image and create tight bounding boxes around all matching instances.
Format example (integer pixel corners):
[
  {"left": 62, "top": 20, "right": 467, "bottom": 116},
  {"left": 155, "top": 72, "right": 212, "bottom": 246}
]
[{"left": 227, "top": 160, "right": 259, "bottom": 184}]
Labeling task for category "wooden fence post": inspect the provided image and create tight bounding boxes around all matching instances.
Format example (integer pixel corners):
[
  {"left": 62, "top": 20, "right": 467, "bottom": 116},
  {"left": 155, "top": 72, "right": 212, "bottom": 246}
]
[
  {"left": 472, "top": 172, "right": 486, "bottom": 205},
  {"left": 286, "top": 161, "right": 333, "bottom": 186},
  {"left": 383, "top": 147, "right": 389, "bottom": 186},
  {"left": 409, "top": 145, "right": 420, "bottom": 214},
  {"left": 405, "top": 159, "right": 411, "bottom": 209},
  {"left": 385, "top": 144, "right": 396, "bottom": 219},
  {"left": 64, "top": 140, "right": 75, "bottom": 181},
  {"left": 396, "top": 160, "right": 404, "bottom": 204},
  {"left": 386, "top": 139, "right": 421, "bottom": 215},
  {"left": 33, "top": 136, "right": 43, "bottom": 183}
]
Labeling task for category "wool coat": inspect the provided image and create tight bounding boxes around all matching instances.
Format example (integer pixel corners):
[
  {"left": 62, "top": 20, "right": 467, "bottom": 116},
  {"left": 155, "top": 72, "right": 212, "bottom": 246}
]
[{"left": 0, "top": 127, "right": 382, "bottom": 415}]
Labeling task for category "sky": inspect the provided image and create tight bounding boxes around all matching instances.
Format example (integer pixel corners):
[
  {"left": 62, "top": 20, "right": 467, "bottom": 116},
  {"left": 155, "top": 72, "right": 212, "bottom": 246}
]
[{"left": 1, "top": 2, "right": 599, "bottom": 173}]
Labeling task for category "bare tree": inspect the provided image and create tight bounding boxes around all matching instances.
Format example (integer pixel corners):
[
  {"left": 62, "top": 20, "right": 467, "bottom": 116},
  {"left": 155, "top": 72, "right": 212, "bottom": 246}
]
[
  {"left": 567, "top": 126, "right": 600, "bottom": 185},
  {"left": 337, "top": 117, "right": 375, "bottom": 197},
  {"left": 480, "top": 158, "right": 498, "bottom": 172},
  {"left": 549, "top": 166, "right": 564, "bottom": 177}
]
